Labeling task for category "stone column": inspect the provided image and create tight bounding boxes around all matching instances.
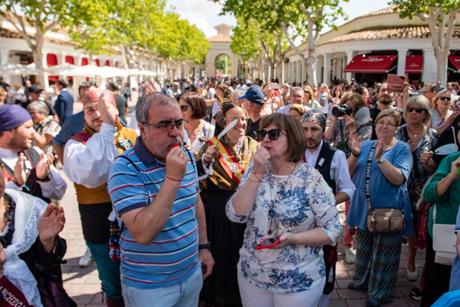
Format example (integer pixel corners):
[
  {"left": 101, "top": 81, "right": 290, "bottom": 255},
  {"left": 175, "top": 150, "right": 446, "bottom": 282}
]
[
  {"left": 323, "top": 53, "right": 331, "bottom": 85},
  {"left": 397, "top": 49, "right": 408, "bottom": 76},
  {"left": 422, "top": 49, "right": 436, "bottom": 84},
  {"left": 345, "top": 50, "right": 354, "bottom": 83}
]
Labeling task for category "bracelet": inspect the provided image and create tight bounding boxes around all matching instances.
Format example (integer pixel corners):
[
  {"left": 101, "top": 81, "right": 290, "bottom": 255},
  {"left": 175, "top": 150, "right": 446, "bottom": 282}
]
[
  {"left": 248, "top": 174, "right": 262, "bottom": 183},
  {"left": 166, "top": 175, "right": 181, "bottom": 182}
]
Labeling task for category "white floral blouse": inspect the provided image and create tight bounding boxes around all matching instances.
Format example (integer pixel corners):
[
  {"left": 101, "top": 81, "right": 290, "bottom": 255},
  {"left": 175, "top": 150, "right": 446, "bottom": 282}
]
[{"left": 226, "top": 162, "right": 341, "bottom": 294}]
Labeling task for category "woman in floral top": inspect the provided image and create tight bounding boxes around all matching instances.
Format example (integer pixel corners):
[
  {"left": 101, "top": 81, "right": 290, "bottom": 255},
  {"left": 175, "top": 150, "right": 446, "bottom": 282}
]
[{"left": 226, "top": 113, "right": 340, "bottom": 307}]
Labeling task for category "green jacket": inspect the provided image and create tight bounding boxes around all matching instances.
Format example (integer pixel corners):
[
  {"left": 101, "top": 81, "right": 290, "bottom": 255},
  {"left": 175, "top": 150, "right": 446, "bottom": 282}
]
[{"left": 423, "top": 152, "right": 460, "bottom": 237}]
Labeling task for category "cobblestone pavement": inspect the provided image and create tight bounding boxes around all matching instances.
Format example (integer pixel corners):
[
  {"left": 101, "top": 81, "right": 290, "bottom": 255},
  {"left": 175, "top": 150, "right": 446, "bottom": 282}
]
[
  {"left": 61, "top": 101, "right": 422, "bottom": 306},
  {"left": 60, "top": 173, "right": 423, "bottom": 307}
]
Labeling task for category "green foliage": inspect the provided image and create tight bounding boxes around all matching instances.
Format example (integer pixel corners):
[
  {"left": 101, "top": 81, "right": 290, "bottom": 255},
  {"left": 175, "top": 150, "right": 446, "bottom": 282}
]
[
  {"left": 391, "top": 0, "right": 460, "bottom": 19},
  {"left": 230, "top": 18, "right": 262, "bottom": 61}
]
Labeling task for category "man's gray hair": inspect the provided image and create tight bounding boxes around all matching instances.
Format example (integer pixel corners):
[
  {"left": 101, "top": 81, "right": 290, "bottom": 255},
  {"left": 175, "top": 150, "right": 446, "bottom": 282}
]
[
  {"left": 135, "top": 93, "right": 178, "bottom": 124},
  {"left": 27, "top": 101, "right": 49, "bottom": 116}
]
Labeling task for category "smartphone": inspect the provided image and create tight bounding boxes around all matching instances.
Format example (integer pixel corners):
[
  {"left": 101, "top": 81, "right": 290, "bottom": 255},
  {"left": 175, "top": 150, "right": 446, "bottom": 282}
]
[{"left": 387, "top": 74, "right": 405, "bottom": 93}]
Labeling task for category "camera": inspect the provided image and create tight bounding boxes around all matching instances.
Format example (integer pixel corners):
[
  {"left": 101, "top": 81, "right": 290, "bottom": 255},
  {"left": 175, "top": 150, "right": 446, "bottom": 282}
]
[{"left": 331, "top": 104, "right": 353, "bottom": 117}]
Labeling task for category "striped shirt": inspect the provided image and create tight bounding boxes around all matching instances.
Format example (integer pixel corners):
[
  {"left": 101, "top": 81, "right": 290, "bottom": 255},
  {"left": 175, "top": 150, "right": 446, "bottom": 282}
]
[{"left": 108, "top": 138, "right": 200, "bottom": 289}]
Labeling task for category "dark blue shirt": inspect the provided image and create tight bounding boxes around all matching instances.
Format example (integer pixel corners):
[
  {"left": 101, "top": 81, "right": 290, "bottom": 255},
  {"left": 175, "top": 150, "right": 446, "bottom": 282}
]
[{"left": 52, "top": 111, "right": 84, "bottom": 146}]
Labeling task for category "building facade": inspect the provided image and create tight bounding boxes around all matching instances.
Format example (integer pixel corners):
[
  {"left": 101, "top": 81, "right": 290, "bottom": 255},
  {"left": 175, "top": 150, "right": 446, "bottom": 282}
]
[{"left": 284, "top": 7, "right": 460, "bottom": 85}]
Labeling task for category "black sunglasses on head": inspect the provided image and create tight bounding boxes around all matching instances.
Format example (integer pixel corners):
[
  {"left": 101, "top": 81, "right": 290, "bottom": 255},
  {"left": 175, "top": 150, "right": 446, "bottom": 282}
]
[{"left": 256, "top": 128, "right": 284, "bottom": 141}]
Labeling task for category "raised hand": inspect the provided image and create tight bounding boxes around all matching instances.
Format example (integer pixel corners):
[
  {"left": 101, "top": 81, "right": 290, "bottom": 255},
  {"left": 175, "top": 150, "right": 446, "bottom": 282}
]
[
  {"left": 39, "top": 204, "right": 65, "bottom": 252},
  {"left": 14, "top": 153, "right": 27, "bottom": 186},
  {"left": 374, "top": 140, "right": 384, "bottom": 161},
  {"left": 348, "top": 134, "right": 362, "bottom": 157},
  {"left": 98, "top": 90, "right": 118, "bottom": 126},
  {"left": 419, "top": 150, "right": 433, "bottom": 165},
  {"left": 35, "top": 153, "right": 52, "bottom": 180},
  {"left": 202, "top": 145, "right": 217, "bottom": 165},
  {"left": 141, "top": 80, "right": 161, "bottom": 98},
  {"left": 253, "top": 146, "right": 270, "bottom": 175},
  {"left": 165, "top": 147, "right": 189, "bottom": 182},
  {"left": 449, "top": 156, "right": 460, "bottom": 179}
]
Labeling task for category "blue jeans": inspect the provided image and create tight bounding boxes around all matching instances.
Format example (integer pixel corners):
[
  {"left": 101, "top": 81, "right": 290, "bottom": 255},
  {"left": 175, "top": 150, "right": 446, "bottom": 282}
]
[{"left": 121, "top": 266, "right": 203, "bottom": 307}]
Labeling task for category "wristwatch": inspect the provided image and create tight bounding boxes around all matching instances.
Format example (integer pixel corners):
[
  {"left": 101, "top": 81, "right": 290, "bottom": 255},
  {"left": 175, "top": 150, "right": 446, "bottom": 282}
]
[
  {"left": 377, "top": 157, "right": 385, "bottom": 164},
  {"left": 198, "top": 243, "right": 211, "bottom": 250}
]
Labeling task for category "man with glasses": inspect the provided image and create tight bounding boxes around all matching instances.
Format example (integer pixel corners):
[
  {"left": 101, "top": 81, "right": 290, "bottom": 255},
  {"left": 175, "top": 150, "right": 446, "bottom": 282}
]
[
  {"left": 301, "top": 110, "right": 355, "bottom": 307},
  {"left": 63, "top": 88, "right": 137, "bottom": 307},
  {"left": 107, "top": 93, "right": 214, "bottom": 307},
  {"left": 278, "top": 86, "right": 303, "bottom": 115}
]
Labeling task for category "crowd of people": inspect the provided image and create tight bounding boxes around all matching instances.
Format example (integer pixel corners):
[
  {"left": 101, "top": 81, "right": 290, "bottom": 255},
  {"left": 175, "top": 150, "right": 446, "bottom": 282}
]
[{"left": 0, "top": 74, "right": 459, "bottom": 307}]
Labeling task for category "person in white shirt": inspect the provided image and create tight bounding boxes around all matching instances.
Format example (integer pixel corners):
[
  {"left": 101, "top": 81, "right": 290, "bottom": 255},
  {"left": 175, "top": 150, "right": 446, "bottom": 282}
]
[
  {"left": 301, "top": 110, "right": 355, "bottom": 307},
  {"left": 63, "top": 88, "right": 137, "bottom": 307}
]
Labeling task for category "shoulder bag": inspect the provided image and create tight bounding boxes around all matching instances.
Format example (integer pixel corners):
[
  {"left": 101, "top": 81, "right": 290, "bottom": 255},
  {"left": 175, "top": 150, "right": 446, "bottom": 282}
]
[{"left": 365, "top": 143, "right": 405, "bottom": 233}]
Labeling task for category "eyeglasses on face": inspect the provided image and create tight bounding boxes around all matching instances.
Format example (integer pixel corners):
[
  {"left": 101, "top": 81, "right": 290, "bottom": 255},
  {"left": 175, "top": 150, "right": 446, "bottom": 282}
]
[
  {"left": 439, "top": 96, "right": 451, "bottom": 101},
  {"left": 375, "top": 121, "right": 397, "bottom": 128},
  {"left": 180, "top": 104, "right": 190, "bottom": 112},
  {"left": 407, "top": 107, "right": 426, "bottom": 113},
  {"left": 144, "top": 118, "right": 186, "bottom": 129},
  {"left": 256, "top": 128, "right": 285, "bottom": 141}
]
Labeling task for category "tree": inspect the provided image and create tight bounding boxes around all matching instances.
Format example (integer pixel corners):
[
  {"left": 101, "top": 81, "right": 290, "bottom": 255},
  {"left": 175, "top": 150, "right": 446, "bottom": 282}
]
[
  {"left": 392, "top": 0, "right": 460, "bottom": 85},
  {"left": 0, "top": 0, "right": 101, "bottom": 85},
  {"left": 231, "top": 17, "right": 289, "bottom": 80},
  {"left": 214, "top": 0, "right": 347, "bottom": 85}
]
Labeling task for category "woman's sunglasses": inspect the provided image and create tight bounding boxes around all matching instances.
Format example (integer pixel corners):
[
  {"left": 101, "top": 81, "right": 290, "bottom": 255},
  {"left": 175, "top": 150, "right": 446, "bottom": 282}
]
[
  {"left": 256, "top": 128, "right": 285, "bottom": 141},
  {"left": 407, "top": 107, "right": 426, "bottom": 113},
  {"left": 439, "top": 96, "right": 451, "bottom": 102}
]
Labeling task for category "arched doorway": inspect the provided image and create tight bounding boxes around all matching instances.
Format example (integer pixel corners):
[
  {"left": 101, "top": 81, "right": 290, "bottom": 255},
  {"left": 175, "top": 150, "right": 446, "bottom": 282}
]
[{"left": 214, "top": 54, "right": 232, "bottom": 77}]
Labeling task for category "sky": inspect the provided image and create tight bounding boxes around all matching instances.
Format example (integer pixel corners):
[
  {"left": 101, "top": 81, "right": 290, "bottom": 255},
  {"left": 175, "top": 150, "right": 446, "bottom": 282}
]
[{"left": 167, "top": 0, "right": 392, "bottom": 38}]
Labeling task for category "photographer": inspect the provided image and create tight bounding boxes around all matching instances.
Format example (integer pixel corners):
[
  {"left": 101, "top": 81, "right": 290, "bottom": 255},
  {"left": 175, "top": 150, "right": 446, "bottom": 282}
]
[{"left": 325, "top": 93, "right": 372, "bottom": 156}]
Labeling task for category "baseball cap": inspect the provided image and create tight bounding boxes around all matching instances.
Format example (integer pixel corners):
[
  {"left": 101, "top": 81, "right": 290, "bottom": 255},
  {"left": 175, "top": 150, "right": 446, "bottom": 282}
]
[{"left": 239, "top": 85, "right": 264, "bottom": 105}]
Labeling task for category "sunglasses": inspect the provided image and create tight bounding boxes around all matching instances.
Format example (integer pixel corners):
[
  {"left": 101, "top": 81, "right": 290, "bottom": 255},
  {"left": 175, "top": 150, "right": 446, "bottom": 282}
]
[
  {"left": 256, "top": 128, "right": 285, "bottom": 141},
  {"left": 407, "top": 107, "right": 426, "bottom": 113},
  {"left": 439, "top": 96, "right": 451, "bottom": 101},
  {"left": 144, "top": 119, "right": 186, "bottom": 129},
  {"left": 180, "top": 104, "right": 190, "bottom": 112}
]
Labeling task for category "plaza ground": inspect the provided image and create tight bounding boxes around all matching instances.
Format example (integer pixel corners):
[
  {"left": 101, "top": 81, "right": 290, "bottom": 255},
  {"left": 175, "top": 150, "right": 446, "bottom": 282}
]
[{"left": 59, "top": 170, "right": 423, "bottom": 307}]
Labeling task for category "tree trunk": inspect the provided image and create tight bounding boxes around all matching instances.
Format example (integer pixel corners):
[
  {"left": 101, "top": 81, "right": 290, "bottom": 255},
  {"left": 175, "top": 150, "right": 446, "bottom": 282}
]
[{"left": 33, "top": 30, "right": 45, "bottom": 86}]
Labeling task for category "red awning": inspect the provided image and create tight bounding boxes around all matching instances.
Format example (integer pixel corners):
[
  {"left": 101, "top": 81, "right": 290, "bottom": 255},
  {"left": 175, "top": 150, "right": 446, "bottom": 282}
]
[
  {"left": 449, "top": 55, "right": 460, "bottom": 72},
  {"left": 95, "top": 59, "right": 100, "bottom": 66},
  {"left": 65, "top": 55, "right": 75, "bottom": 65},
  {"left": 82, "top": 58, "right": 89, "bottom": 66},
  {"left": 344, "top": 55, "right": 397, "bottom": 73},
  {"left": 47, "top": 53, "right": 58, "bottom": 81},
  {"left": 405, "top": 55, "right": 423, "bottom": 73},
  {"left": 105, "top": 60, "right": 111, "bottom": 66}
]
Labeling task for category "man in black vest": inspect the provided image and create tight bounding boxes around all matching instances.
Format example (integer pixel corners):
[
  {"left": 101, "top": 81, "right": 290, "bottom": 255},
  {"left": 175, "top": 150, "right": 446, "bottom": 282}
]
[{"left": 301, "top": 110, "right": 356, "bottom": 307}]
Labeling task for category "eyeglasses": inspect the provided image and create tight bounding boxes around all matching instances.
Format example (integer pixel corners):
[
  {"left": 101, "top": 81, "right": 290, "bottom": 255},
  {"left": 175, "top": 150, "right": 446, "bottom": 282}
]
[
  {"left": 256, "top": 128, "right": 285, "bottom": 141},
  {"left": 375, "top": 121, "right": 397, "bottom": 128},
  {"left": 407, "top": 107, "right": 426, "bottom": 113},
  {"left": 143, "top": 119, "right": 186, "bottom": 129},
  {"left": 439, "top": 96, "right": 451, "bottom": 101},
  {"left": 180, "top": 104, "right": 190, "bottom": 112}
]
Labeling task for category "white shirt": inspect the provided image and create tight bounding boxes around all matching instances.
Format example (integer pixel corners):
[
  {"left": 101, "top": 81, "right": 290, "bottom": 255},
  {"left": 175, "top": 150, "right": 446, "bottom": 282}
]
[
  {"left": 304, "top": 140, "right": 355, "bottom": 200},
  {"left": 277, "top": 103, "right": 291, "bottom": 115},
  {"left": 182, "top": 120, "right": 215, "bottom": 154},
  {"left": 63, "top": 123, "right": 118, "bottom": 188},
  {"left": 0, "top": 147, "right": 67, "bottom": 200}
]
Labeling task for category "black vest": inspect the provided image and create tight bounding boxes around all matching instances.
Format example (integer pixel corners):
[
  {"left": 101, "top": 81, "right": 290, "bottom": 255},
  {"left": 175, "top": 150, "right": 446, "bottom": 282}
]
[{"left": 314, "top": 141, "right": 337, "bottom": 193}]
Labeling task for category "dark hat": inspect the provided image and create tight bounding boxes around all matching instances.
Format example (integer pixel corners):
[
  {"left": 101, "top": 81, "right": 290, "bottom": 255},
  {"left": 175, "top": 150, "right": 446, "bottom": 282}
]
[
  {"left": 0, "top": 104, "right": 32, "bottom": 132},
  {"left": 239, "top": 85, "right": 264, "bottom": 105},
  {"left": 29, "top": 84, "right": 43, "bottom": 93}
]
